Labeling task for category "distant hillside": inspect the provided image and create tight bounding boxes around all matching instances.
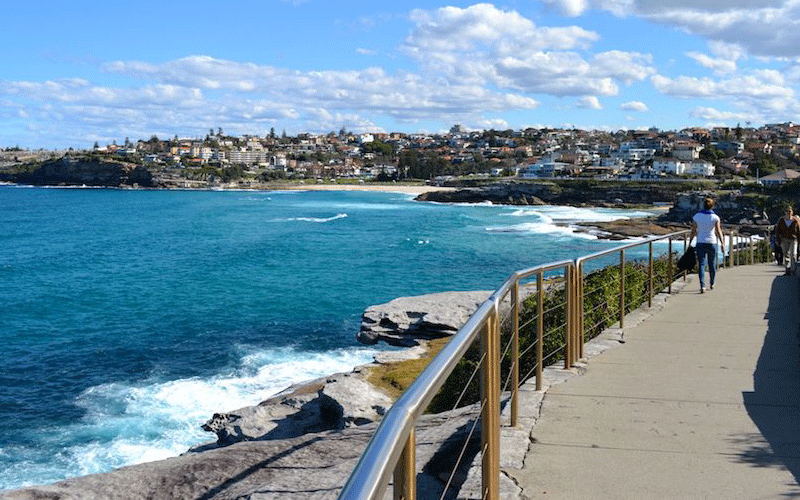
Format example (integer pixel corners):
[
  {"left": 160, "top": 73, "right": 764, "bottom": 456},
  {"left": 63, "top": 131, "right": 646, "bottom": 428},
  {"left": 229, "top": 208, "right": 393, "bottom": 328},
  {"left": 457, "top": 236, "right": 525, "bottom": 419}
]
[
  {"left": 0, "top": 155, "right": 156, "bottom": 187},
  {"left": 415, "top": 180, "right": 706, "bottom": 207}
]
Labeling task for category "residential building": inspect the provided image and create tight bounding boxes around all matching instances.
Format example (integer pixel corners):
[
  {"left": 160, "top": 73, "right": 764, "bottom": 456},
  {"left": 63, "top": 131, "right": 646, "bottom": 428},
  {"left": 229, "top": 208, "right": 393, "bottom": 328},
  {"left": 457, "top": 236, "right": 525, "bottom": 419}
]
[
  {"left": 685, "top": 159, "right": 715, "bottom": 177},
  {"left": 673, "top": 143, "right": 702, "bottom": 160},
  {"left": 653, "top": 158, "right": 684, "bottom": 175},
  {"left": 760, "top": 168, "right": 800, "bottom": 186}
]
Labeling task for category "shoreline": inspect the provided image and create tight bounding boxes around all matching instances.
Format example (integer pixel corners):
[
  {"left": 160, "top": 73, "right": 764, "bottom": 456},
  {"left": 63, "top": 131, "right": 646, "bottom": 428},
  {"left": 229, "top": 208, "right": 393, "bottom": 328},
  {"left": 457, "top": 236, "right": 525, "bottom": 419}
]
[
  {"left": 0, "top": 179, "right": 454, "bottom": 195},
  {"left": 0, "top": 184, "right": 681, "bottom": 495},
  {"left": 155, "top": 179, "right": 456, "bottom": 195},
  {"left": 262, "top": 182, "right": 455, "bottom": 195}
]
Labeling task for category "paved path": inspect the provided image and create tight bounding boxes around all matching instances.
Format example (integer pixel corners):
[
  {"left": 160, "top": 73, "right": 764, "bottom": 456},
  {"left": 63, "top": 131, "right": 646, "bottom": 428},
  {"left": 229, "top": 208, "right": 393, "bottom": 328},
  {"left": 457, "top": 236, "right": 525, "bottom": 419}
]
[{"left": 507, "top": 264, "right": 800, "bottom": 499}]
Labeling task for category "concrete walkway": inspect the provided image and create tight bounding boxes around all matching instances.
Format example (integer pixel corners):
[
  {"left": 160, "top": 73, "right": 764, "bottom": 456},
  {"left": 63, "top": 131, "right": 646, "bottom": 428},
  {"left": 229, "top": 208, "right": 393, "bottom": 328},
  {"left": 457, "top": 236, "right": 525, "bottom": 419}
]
[{"left": 507, "top": 264, "right": 800, "bottom": 499}]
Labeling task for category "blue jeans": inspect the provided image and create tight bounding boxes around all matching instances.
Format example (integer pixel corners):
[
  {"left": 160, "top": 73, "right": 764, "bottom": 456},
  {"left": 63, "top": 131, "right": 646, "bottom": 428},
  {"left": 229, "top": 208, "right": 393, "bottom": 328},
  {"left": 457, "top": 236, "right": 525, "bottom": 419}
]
[{"left": 696, "top": 243, "right": 717, "bottom": 289}]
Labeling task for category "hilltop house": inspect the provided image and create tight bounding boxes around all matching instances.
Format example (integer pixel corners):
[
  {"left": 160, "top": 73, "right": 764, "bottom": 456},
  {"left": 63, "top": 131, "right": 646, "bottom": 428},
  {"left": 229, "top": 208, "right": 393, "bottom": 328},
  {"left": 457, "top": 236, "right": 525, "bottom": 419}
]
[
  {"left": 760, "top": 168, "right": 800, "bottom": 186},
  {"left": 652, "top": 158, "right": 715, "bottom": 177}
]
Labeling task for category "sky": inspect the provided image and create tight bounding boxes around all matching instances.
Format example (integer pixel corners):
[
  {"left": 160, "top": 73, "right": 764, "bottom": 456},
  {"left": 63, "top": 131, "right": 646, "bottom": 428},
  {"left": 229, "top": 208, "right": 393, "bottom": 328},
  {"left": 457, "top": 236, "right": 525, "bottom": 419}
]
[{"left": 2, "top": 0, "right": 800, "bottom": 149}]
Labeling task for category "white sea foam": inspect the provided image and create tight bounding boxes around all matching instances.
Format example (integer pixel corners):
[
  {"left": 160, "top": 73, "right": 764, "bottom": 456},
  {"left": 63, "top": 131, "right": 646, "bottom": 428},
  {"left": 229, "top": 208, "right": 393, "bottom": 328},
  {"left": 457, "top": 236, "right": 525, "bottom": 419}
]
[
  {"left": 239, "top": 196, "right": 271, "bottom": 201},
  {"left": 297, "top": 201, "right": 410, "bottom": 211},
  {"left": 487, "top": 205, "right": 663, "bottom": 240},
  {"left": 405, "top": 237, "right": 430, "bottom": 245},
  {"left": 279, "top": 213, "right": 349, "bottom": 223},
  {"left": 486, "top": 222, "right": 598, "bottom": 240},
  {"left": 0, "top": 345, "right": 382, "bottom": 489}
]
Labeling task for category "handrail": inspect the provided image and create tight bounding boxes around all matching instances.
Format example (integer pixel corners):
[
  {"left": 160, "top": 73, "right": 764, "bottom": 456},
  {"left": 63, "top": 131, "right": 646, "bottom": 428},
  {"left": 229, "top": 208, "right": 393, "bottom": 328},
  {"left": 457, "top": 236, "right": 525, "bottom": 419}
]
[
  {"left": 338, "top": 260, "right": 571, "bottom": 499},
  {"left": 339, "top": 228, "right": 768, "bottom": 500},
  {"left": 340, "top": 298, "right": 494, "bottom": 498}
]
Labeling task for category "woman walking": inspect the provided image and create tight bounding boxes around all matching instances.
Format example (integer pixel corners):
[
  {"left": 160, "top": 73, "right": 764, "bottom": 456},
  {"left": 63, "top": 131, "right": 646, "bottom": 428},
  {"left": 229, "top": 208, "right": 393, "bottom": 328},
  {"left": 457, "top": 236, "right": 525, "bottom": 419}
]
[
  {"left": 690, "top": 198, "right": 725, "bottom": 293},
  {"left": 775, "top": 205, "right": 800, "bottom": 275}
]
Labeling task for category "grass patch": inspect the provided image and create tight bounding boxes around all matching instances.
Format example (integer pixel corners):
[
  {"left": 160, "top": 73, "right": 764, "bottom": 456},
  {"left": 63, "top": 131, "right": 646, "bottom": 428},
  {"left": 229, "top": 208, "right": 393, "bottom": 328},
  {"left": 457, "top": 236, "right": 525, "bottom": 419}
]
[{"left": 366, "top": 337, "right": 451, "bottom": 400}]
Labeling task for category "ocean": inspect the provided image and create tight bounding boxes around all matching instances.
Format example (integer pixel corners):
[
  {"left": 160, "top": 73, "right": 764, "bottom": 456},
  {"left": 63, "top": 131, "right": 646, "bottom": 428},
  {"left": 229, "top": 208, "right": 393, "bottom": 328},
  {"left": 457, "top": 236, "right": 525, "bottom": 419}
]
[{"left": 0, "top": 185, "right": 656, "bottom": 490}]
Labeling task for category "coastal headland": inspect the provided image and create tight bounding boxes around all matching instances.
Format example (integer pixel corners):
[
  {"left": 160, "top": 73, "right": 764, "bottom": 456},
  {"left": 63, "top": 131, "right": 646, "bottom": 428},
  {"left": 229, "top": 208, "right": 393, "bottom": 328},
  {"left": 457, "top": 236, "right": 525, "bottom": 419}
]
[{"left": 1, "top": 172, "right": 783, "bottom": 498}]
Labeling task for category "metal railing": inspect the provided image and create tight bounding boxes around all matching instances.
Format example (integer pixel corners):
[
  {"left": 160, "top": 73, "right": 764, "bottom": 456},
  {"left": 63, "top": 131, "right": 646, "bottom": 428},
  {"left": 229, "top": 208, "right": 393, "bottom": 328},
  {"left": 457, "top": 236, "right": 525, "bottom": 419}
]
[{"left": 339, "top": 229, "right": 768, "bottom": 500}]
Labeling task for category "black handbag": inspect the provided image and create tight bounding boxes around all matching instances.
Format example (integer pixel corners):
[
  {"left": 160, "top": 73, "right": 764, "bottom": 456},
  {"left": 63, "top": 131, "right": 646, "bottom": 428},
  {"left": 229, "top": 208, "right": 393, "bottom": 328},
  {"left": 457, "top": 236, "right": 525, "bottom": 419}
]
[{"left": 677, "top": 245, "right": 697, "bottom": 271}]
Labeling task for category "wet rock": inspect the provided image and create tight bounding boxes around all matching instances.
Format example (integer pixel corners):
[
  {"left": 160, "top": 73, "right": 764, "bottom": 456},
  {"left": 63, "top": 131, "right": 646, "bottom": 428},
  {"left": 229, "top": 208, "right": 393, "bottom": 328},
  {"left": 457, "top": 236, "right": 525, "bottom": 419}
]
[
  {"left": 358, "top": 291, "right": 492, "bottom": 347},
  {"left": 2, "top": 404, "right": 484, "bottom": 500},
  {"left": 198, "top": 370, "right": 393, "bottom": 447}
]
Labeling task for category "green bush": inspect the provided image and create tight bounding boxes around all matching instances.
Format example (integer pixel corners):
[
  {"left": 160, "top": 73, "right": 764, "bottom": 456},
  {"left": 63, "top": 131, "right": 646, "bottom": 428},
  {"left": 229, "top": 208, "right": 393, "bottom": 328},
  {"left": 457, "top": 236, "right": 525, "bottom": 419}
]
[
  {"left": 427, "top": 254, "right": 674, "bottom": 413},
  {"left": 426, "top": 242, "right": 772, "bottom": 414}
]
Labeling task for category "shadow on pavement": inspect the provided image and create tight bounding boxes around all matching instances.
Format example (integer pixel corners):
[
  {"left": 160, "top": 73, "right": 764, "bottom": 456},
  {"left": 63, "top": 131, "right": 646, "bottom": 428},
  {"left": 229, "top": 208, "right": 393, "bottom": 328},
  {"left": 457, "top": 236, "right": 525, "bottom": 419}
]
[{"left": 740, "top": 272, "right": 800, "bottom": 493}]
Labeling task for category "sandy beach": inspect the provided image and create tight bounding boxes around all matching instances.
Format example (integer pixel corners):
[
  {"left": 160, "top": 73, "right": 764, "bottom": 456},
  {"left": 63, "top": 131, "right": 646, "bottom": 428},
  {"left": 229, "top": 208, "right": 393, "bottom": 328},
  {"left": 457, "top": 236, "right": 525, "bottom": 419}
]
[{"left": 264, "top": 181, "right": 455, "bottom": 195}]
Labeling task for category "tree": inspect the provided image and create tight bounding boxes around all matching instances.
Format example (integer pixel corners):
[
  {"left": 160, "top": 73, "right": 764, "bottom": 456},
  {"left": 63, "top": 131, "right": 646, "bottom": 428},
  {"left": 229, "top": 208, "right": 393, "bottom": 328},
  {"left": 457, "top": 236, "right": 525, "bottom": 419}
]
[
  {"left": 269, "top": 127, "right": 276, "bottom": 139},
  {"left": 700, "top": 146, "right": 725, "bottom": 161},
  {"left": 362, "top": 141, "right": 394, "bottom": 157},
  {"left": 749, "top": 151, "right": 781, "bottom": 177}
]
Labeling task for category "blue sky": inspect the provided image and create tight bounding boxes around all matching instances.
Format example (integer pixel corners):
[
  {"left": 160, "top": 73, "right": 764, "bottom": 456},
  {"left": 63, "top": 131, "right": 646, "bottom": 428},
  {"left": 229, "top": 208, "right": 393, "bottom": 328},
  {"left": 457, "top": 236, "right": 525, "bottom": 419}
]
[{"left": 2, "top": 0, "right": 800, "bottom": 149}]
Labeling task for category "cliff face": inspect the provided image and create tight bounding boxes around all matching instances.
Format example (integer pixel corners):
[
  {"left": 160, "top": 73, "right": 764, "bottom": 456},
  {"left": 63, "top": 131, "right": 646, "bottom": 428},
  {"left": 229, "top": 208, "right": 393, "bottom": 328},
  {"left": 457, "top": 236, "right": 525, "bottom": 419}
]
[
  {"left": 415, "top": 181, "right": 679, "bottom": 206},
  {"left": 659, "top": 191, "right": 774, "bottom": 228},
  {"left": 1, "top": 157, "right": 155, "bottom": 187}
]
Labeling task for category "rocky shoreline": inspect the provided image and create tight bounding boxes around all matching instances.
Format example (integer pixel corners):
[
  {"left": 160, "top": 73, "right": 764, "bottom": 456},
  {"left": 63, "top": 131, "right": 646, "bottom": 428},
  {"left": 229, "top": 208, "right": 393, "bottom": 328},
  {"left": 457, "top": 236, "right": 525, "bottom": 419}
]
[
  {"left": 3, "top": 292, "right": 489, "bottom": 500},
  {"left": 2, "top": 182, "right": 777, "bottom": 499}
]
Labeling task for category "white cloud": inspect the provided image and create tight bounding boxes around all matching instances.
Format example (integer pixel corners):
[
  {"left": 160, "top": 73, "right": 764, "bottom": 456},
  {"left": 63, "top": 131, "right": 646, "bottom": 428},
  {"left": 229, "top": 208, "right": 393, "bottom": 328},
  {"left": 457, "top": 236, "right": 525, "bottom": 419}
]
[
  {"left": 575, "top": 96, "right": 603, "bottom": 109},
  {"left": 620, "top": 101, "right": 649, "bottom": 111},
  {"left": 3, "top": 49, "right": 553, "bottom": 146},
  {"left": 104, "top": 56, "right": 532, "bottom": 116},
  {"left": 401, "top": 4, "right": 655, "bottom": 98},
  {"left": 356, "top": 48, "right": 378, "bottom": 56},
  {"left": 689, "top": 106, "right": 758, "bottom": 125},
  {"left": 651, "top": 71, "right": 793, "bottom": 99},
  {"left": 592, "top": 51, "right": 656, "bottom": 83},
  {"left": 685, "top": 51, "right": 737, "bottom": 73},
  {"left": 475, "top": 118, "right": 511, "bottom": 130},
  {"left": 404, "top": 4, "right": 599, "bottom": 58},
  {"left": 584, "top": 0, "right": 800, "bottom": 58},
  {"left": 541, "top": 0, "right": 591, "bottom": 16}
]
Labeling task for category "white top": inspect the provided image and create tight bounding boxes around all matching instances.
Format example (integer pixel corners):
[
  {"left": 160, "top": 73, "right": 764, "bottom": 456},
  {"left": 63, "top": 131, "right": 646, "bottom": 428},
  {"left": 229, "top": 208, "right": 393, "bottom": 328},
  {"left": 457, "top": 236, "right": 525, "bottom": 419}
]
[{"left": 693, "top": 210, "right": 720, "bottom": 244}]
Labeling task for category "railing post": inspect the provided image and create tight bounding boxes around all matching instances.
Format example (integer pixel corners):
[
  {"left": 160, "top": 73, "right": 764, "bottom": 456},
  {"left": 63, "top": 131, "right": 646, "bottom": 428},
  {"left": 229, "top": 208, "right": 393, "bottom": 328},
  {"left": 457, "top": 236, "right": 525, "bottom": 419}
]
[
  {"left": 393, "top": 430, "right": 416, "bottom": 500},
  {"left": 736, "top": 232, "right": 740, "bottom": 266},
  {"left": 619, "top": 249, "right": 626, "bottom": 328},
  {"left": 511, "top": 279, "right": 519, "bottom": 427},
  {"left": 728, "top": 232, "right": 734, "bottom": 267},
  {"left": 683, "top": 235, "right": 688, "bottom": 281},
  {"left": 648, "top": 241, "right": 654, "bottom": 307},
  {"left": 577, "top": 262, "right": 585, "bottom": 361},
  {"left": 536, "top": 270, "right": 544, "bottom": 391},
  {"left": 571, "top": 264, "right": 580, "bottom": 364},
  {"left": 668, "top": 237, "right": 673, "bottom": 294},
  {"left": 480, "top": 311, "right": 500, "bottom": 500},
  {"left": 565, "top": 266, "right": 573, "bottom": 369}
]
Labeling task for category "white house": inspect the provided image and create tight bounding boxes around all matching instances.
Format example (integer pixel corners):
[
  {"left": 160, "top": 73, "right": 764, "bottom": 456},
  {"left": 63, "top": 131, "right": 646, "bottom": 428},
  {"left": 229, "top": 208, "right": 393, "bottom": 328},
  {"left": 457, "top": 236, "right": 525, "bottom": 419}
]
[
  {"left": 673, "top": 144, "right": 702, "bottom": 160},
  {"left": 653, "top": 158, "right": 684, "bottom": 175},
  {"left": 519, "top": 161, "right": 569, "bottom": 178},
  {"left": 760, "top": 168, "right": 800, "bottom": 186},
  {"left": 685, "top": 159, "right": 715, "bottom": 177},
  {"left": 271, "top": 153, "right": 288, "bottom": 169},
  {"left": 618, "top": 143, "right": 656, "bottom": 163}
]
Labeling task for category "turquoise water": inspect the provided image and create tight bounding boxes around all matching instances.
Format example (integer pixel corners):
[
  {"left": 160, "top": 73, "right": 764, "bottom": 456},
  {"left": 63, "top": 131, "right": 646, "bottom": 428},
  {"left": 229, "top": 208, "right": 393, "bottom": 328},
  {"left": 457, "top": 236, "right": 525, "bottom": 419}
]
[{"left": 0, "top": 185, "right": 655, "bottom": 489}]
